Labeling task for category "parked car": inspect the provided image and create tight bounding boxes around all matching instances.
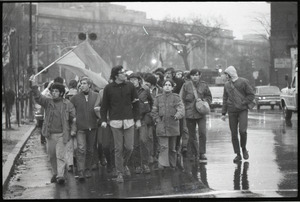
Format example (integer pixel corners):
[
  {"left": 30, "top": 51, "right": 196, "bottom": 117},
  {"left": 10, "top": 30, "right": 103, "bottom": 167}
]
[
  {"left": 209, "top": 86, "right": 224, "bottom": 108},
  {"left": 255, "top": 85, "right": 281, "bottom": 110}
]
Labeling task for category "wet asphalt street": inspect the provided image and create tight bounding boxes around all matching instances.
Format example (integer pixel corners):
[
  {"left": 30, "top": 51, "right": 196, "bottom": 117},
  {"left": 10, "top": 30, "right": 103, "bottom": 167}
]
[{"left": 3, "top": 106, "right": 298, "bottom": 199}]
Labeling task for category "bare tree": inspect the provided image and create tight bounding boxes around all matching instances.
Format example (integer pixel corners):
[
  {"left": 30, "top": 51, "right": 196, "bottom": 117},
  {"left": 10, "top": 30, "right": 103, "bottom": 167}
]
[{"left": 144, "top": 16, "right": 225, "bottom": 70}]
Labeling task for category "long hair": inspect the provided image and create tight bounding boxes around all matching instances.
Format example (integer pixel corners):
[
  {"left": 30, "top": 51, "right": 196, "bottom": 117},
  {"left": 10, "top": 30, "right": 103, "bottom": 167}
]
[{"left": 110, "top": 65, "right": 123, "bottom": 81}]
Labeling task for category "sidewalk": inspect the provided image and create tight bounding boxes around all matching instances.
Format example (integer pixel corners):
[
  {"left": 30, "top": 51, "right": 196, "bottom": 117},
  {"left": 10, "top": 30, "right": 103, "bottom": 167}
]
[{"left": 2, "top": 112, "right": 36, "bottom": 192}]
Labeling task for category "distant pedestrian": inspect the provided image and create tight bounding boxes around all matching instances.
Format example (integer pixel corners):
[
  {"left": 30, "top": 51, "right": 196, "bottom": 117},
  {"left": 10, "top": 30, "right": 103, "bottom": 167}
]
[
  {"left": 100, "top": 65, "right": 141, "bottom": 183},
  {"left": 30, "top": 75, "right": 76, "bottom": 185},
  {"left": 180, "top": 69, "right": 212, "bottom": 162},
  {"left": 151, "top": 80, "right": 184, "bottom": 170},
  {"left": 70, "top": 76, "right": 100, "bottom": 180},
  {"left": 18, "top": 86, "right": 26, "bottom": 119},
  {"left": 5, "top": 88, "right": 15, "bottom": 116},
  {"left": 221, "top": 66, "right": 255, "bottom": 163}
]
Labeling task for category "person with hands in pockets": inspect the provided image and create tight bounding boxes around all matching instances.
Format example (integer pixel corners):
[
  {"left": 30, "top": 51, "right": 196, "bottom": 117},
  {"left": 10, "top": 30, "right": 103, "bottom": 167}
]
[
  {"left": 151, "top": 79, "right": 185, "bottom": 170},
  {"left": 29, "top": 75, "right": 76, "bottom": 185}
]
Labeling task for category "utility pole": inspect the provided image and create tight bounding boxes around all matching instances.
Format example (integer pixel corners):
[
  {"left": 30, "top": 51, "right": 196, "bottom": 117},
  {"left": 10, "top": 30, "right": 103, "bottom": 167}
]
[{"left": 28, "top": 2, "right": 34, "bottom": 122}]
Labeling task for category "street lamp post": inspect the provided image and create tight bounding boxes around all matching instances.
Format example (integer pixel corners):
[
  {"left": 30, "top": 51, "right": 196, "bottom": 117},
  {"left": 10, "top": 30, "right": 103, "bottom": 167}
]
[
  {"left": 215, "top": 57, "right": 227, "bottom": 68},
  {"left": 185, "top": 33, "right": 207, "bottom": 67}
]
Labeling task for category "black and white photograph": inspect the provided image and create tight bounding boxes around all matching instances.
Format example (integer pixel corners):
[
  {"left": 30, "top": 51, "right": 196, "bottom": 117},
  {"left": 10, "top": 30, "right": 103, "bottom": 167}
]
[{"left": 2, "top": 1, "right": 298, "bottom": 199}]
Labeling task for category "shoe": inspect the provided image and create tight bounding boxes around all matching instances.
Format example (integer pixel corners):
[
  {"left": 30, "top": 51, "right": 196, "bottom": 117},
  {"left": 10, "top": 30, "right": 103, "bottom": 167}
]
[
  {"left": 85, "top": 169, "right": 92, "bottom": 178},
  {"left": 181, "top": 147, "right": 188, "bottom": 156},
  {"left": 242, "top": 150, "right": 249, "bottom": 160},
  {"left": 124, "top": 166, "right": 131, "bottom": 177},
  {"left": 56, "top": 177, "right": 65, "bottom": 185},
  {"left": 135, "top": 166, "right": 142, "bottom": 174},
  {"left": 78, "top": 170, "right": 85, "bottom": 181},
  {"left": 68, "top": 165, "right": 73, "bottom": 172},
  {"left": 50, "top": 175, "right": 57, "bottom": 183},
  {"left": 143, "top": 165, "right": 151, "bottom": 174},
  {"left": 199, "top": 154, "right": 207, "bottom": 161},
  {"left": 153, "top": 163, "right": 164, "bottom": 171},
  {"left": 100, "top": 156, "right": 107, "bottom": 166},
  {"left": 115, "top": 173, "right": 124, "bottom": 183},
  {"left": 91, "top": 163, "right": 98, "bottom": 170},
  {"left": 233, "top": 155, "right": 242, "bottom": 163}
]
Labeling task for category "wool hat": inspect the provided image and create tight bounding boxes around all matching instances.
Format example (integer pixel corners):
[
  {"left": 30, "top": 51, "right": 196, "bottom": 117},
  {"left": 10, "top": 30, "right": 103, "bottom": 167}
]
[{"left": 128, "top": 72, "right": 142, "bottom": 80}]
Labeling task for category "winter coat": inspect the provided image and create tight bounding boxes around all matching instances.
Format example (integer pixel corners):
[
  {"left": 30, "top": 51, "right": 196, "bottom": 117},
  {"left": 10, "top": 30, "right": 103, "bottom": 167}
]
[
  {"left": 137, "top": 84, "right": 154, "bottom": 125},
  {"left": 70, "top": 90, "right": 100, "bottom": 130},
  {"left": 151, "top": 92, "right": 185, "bottom": 137},
  {"left": 222, "top": 66, "right": 255, "bottom": 114},
  {"left": 180, "top": 80, "right": 212, "bottom": 119},
  {"left": 32, "top": 86, "right": 76, "bottom": 144}
]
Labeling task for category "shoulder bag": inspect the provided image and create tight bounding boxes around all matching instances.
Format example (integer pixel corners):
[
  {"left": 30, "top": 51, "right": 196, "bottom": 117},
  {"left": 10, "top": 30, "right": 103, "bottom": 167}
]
[
  {"left": 191, "top": 83, "right": 210, "bottom": 115},
  {"left": 230, "top": 82, "right": 256, "bottom": 110}
]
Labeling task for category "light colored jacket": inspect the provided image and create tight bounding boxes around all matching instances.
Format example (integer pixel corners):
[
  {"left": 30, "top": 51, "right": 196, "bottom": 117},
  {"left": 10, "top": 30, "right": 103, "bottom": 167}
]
[{"left": 151, "top": 92, "right": 184, "bottom": 137}]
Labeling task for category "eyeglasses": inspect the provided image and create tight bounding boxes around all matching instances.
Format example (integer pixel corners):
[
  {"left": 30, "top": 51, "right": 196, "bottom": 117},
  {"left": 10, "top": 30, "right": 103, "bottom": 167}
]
[{"left": 118, "top": 70, "right": 126, "bottom": 75}]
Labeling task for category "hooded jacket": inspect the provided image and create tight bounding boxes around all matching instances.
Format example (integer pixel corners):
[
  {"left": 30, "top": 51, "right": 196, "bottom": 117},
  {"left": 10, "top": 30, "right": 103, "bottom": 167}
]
[{"left": 222, "top": 66, "right": 255, "bottom": 114}]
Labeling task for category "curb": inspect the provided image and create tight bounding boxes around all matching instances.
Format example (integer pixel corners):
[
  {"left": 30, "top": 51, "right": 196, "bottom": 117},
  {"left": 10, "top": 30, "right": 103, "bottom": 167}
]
[{"left": 2, "top": 125, "right": 36, "bottom": 193}]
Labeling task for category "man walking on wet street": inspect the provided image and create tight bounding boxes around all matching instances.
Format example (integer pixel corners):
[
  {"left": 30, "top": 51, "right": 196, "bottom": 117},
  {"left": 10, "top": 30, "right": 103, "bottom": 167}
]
[
  {"left": 29, "top": 75, "right": 76, "bottom": 184},
  {"left": 70, "top": 76, "right": 100, "bottom": 180},
  {"left": 100, "top": 65, "right": 141, "bottom": 183},
  {"left": 221, "top": 66, "right": 255, "bottom": 163}
]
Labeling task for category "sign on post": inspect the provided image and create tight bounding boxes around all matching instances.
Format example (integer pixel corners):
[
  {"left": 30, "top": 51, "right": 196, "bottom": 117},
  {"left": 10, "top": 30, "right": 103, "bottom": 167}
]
[{"left": 274, "top": 58, "right": 292, "bottom": 69}]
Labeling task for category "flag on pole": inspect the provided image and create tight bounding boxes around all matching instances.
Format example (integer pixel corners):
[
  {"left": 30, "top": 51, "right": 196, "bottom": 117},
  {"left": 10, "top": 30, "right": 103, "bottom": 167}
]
[
  {"left": 2, "top": 27, "right": 16, "bottom": 67},
  {"left": 35, "top": 40, "right": 111, "bottom": 89}
]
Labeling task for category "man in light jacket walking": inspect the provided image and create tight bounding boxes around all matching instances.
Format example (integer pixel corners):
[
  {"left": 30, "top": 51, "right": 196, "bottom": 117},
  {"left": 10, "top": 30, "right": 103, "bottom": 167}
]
[{"left": 221, "top": 66, "right": 255, "bottom": 163}]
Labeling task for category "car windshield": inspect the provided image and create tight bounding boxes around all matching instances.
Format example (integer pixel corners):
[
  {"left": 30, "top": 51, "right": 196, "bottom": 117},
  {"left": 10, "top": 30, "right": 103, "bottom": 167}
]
[
  {"left": 258, "top": 86, "right": 280, "bottom": 94},
  {"left": 209, "top": 87, "right": 224, "bottom": 97}
]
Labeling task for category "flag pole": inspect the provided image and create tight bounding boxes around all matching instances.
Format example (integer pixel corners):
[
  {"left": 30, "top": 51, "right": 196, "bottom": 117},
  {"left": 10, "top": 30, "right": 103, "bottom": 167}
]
[{"left": 34, "top": 46, "right": 77, "bottom": 77}]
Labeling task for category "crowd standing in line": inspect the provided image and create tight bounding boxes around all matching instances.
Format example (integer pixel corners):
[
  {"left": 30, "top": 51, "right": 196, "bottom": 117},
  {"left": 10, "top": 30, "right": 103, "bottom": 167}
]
[{"left": 29, "top": 64, "right": 255, "bottom": 184}]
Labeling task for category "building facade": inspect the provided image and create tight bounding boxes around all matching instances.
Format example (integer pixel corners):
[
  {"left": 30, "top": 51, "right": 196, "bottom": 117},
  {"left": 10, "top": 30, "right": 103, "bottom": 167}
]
[{"left": 270, "top": 2, "right": 298, "bottom": 89}]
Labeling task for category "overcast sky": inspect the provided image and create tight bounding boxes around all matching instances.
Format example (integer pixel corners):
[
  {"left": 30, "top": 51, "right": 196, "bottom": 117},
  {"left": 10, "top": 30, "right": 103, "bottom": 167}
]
[{"left": 112, "top": 2, "right": 270, "bottom": 39}]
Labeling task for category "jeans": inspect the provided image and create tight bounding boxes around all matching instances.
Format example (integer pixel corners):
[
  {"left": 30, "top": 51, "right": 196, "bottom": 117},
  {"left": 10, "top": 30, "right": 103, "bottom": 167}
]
[
  {"left": 228, "top": 110, "right": 248, "bottom": 154},
  {"left": 98, "top": 125, "right": 115, "bottom": 169},
  {"left": 111, "top": 126, "right": 134, "bottom": 175},
  {"left": 186, "top": 116, "right": 207, "bottom": 157},
  {"left": 47, "top": 132, "right": 66, "bottom": 178},
  {"left": 158, "top": 136, "right": 177, "bottom": 167},
  {"left": 131, "top": 124, "right": 153, "bottom": 167},
  {"left": 76, "top": 129, "right": 97, "bottom": 172},
  {"left": 176, "top": 118, "right": 189, "bottom": 151}
]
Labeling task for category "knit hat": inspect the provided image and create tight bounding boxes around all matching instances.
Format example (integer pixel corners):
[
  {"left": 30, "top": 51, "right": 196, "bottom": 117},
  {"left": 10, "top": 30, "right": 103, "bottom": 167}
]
[
  {"left": 128, "top": 72, "right": 142, "bottom": 80},
  {"left": 144, "top": 74, "right": 157, "bottom": 86}
]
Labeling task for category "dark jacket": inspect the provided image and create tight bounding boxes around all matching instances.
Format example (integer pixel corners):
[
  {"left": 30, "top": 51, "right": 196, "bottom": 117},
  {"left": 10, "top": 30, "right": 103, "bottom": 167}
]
[
  {"left": 151, "top": 92, "right": 185, "bottom": 137},
  {"left": 100, "top": 81, "right": 140, "bottom": 122},
  {"left": 180, "top": 80, "right": 212, "bottom": 119},
  {"left": 222, "top": 78, "right": 255, "bottom": 114},
  {"left": 70, "top": 90, "right": 100, "bottom": 130},
  {"left": 137, "top": 84, "right": 153, "bottom": 125},
  {"left": 32, "top": 86, "right": 76, "bottom": 144}
]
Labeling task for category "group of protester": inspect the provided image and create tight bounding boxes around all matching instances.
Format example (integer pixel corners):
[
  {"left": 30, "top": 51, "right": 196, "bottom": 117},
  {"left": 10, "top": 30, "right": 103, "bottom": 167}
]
[{"left": 29, "top": 64, "right": 255, "bottom": 184}]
